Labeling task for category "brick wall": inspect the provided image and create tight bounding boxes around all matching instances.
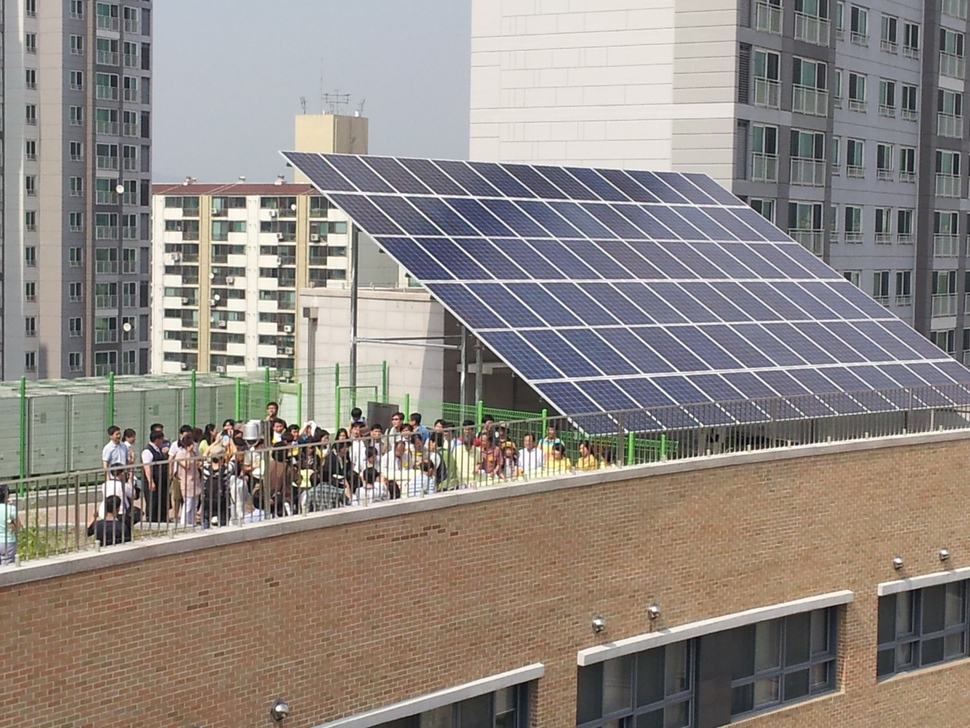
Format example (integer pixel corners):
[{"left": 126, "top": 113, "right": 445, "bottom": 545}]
[{"left": 2, "top": 435, "right": 970, "bottom": 727}]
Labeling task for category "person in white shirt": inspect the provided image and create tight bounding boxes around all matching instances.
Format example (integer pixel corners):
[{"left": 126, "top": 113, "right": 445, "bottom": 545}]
[
  {"left": 99, "top": 467, "right": 136, "bottom": 518},
  {"left": 518, "top": 433, "right": 544, "bottom": 478},
  {"left": 122, "top": 428, "right": 137, "bottom": 466},
  {"left": 101, "top": 426, "right": 127, "bottom": 478},
  {"left": 380, "top": 440, "right": 408, "bottom": 500},
  {"left": 406, "top": 460, "right": 437, "bottom": 498}
]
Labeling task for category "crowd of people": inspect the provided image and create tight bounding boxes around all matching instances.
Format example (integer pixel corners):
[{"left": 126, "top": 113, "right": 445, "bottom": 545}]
[{"left": 2, "top": 402, "right": 619, "bottom": 563}]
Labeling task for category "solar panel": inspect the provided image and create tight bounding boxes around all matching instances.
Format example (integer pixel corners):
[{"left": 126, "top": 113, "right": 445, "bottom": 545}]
[{"left": 284, "top": 151, "right": 970, "bottom": 427}]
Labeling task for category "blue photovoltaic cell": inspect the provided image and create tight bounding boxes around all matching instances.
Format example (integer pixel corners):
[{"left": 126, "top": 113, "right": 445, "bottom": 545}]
[{"left": 287, "top": 151, "right": 970, "bottom": 425}]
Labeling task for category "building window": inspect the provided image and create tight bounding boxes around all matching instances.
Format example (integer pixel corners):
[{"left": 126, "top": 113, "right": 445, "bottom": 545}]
[
  {"left": 792, "top": 0, "right": 830, "bottom": 46},
  {"left": 875, "top": 207, "right": 892, "bottom": 243},
  {"left": 69, "top": 34, "right": 84, "bottom": 55},
  {"left": 750, "top": 124, "right": 778, "bottom": 182},
  {"left": 25, "top": 32, "right": 36, "bottom": 53},
  {"left": 791, "top": 57, "right": 828, "bottom": 116},
  {"left": 25, "top": 246, "right": 36, "bottom": 267},
  {"left": 872, "top": 270, "right": 890, "bottom": 304},
  {"left": 831, "top": 136, "right": 841, "bottom": 175},
  {"left": 69, "top": 247, "right": 83, "bottom": 267},
  {"left": 834, "top": 0, "right": 844, "bottom": 37},
  {"left": 901, "top": 84, "right": 918, "bottom": 120},
  {"left": 844, "top": 206, "right": 863, "bottom": 243},
  {"left": 69, "top": 352, "right": 83, "bottom": 372},
  {"left": 25, "top": 317, "right": 36, "bottom": 337},
  {"left": 753, "top": 49, "right": 781, "bottom": 108},
  {"left": 25, "top": 140, "right": 37, "bottom": 161},
  {"left": 846, "top": 139, "right": 864, "bottom": 178},
  {"left": 897, "top": 209, "right": 914, "bottom": 243},
  {"left": 849, "top": 5, "right": 868, "bottom": 45},
  {"left": 25, "top": 104, "right": 36, "bottom": 125},
  {"left": 69, "top": 282, "right": 83, "bottom": 302},
  {"left": 790, "top": 129, "right": 825, "bottom": 186},
  {"left": 880, "top": 14, "right": 897, "bottom": 52},
  {"left": 944, "top": 0, "right": 968, "bottom": 19},
  {"left": 94, "top": 317, "right": 117, "bottom": 344},
  {"left": 899, "top": 147, "right": 917, "bottom": 182},
  {"left": 94, "top": 352, "right": 116, "bottom": 377},
  {"left": 843, "top": 270, "right": 860, "bottom": 287},
  {"left": 788, "top": 201, "right": 824, "bottom": 254},
  {"left": 69, "top": 70, "right": 84, "bottom": 91},
  {"left": 936, "top": 150, "right": 962, "bottom": 198},
  {"left": 69, "top": 211, "right": 84, "bottom": 232},
  {"left": 25, "top": 68, "right": 36, "bottom": 89},
  {"left": 25, "top": 0, "right": 36, "bottom": 16},
  {"left": 70, "top": 0, "right": 84, "bottom": 18},
  {"left": 24, "top": 351, "right": 37, "bottom": 373},
  {"left": 848, "top": 72, "right": 867, "bottom": 111},
  {"left": 934, "top": 211, "right": 960, "bottom": 258},
  {"left": 750, "top": 198, "right": 775, "bottom": 224},
  {"left": 69, "top": 317, "right": 83, "bottom": 338},
  {"left": 25, "top": 210, "right": 36, "bottom": 232},
  {"left": 938, "top": 90, "right": 964, "bottom": 138},
  {"left": 878, "top": 79, "right": 896, "bottom": 116},
  {"left": 896, "top": 270, "right": 913, "bottom": 306},
  {"left": 876, "top": 143, "right": 893, "bottom": 179},
  {"left": 903, "top": 22, "right": 920, "bottom": 57},
  {"left": 829, "top": 204, "right": 839, "bottom": 240},
  {"left": 69, "top": 105, "right": 83, "bottom": 126},
  {"left": 69, "top": 177, "right": 84, "bottom": 197},
  {"left": 70, "top": 141, "right": 84, "bottom": 162},
  {"left": 577, "top": 608, "right": 838, "bottom": 727},
  {"left": 878, "top": 581, "right": 969, "bottom": 677},
  {"left": 24, "top": 282, "right": 36, "bottom": 302},
  {"left": 940, "top": 29, "right": 966, "bottom": 80},
  {"left": 833, "top": 68, "right": 842, "bottom": 107}
]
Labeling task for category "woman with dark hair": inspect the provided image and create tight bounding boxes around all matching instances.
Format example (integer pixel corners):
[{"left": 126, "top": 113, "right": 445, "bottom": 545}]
[
  {"left": 199, "top": 424, "right": 217, "bottom": 455},
  {"left": 575, "top": 440, "right": 600, "bottom": 471},
  {"left": 0, "top": 484, "right": 22, "bottom": 565},
  {"left": 173, "top": 436, "right": 202, "bottom": 527}
]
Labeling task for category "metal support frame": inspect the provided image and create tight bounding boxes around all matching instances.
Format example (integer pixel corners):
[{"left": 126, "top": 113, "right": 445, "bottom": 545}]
[{"left": 349, "top": 225, "right": 360, "bottom": 397}]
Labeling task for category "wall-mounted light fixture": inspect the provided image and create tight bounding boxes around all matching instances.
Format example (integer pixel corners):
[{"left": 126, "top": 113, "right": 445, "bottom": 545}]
[
  {"left": 591, "top": 615, "right": 607, "bottom": 634},
  {"left": 892, "top": 556, "right": 905, "bottom": 570},
  {"left": 647, "top": 603, "right": 662, "bottom": 621},
  {"left": 940, "top": 548, "right": 951, "bottom": 562},
  {"left": 269, "top": 698, "right": 290, "bottom": 723}
]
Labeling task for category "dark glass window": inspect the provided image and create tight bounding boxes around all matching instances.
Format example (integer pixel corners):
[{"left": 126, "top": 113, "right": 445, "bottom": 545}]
[{"left": 372, "top": 685, "right": 527, "bottom": 728}]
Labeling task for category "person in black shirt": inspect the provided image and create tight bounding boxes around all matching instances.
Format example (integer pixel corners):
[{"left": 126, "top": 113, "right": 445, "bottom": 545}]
[{"left": 87, "top": 495, "right": 131, "bottom": 547}]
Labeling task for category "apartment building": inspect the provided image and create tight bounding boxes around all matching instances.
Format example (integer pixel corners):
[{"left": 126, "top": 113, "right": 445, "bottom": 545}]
[
  {"left": 470, "top": 0, "right": 970, "bottom": 360},
  {"left": 3, "top": 0, "right": 153, "bottom": 380}
]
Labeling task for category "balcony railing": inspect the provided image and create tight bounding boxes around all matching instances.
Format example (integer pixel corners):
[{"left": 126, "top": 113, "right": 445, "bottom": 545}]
[
  {"left": 794, "top": 13, "right": 831, "bottom": 45},
  {"left": 944, "top": 0, "right": 968, "bottom": 18},
  {"left": 95, "top": 85, "right": 118, "bottom": 101},
  {"left": 123, "top": 123, "right": 140, "bottom": 137},
  {"left": 846, "top": 164, "right": 865, "bottom": 179},
  {"left": 123, "top": 18, "right": 140, "bottom": 33},
  {"left": 934, "top": 234, "right": 960, "bottom": 257},
  {"left": 94, "top": 330, "right": 118, "bottom": 344},
  {"left": 873, "top": 295, "right": 890, "bottom": 306},
  {"left": 123, "top": 157, "right": 137, "bottom": 171},
  {"left": 932, "top": 293, "right": 957, "bottom": 317},
  {"left": 95, "top": 261, "right": 118, "bottom": 274},
  {"left": 122, "top": 294, "right": 138, "bottom": 308},
  {"left": 96, "top": 15, "right": 120, "bottom": 31},
  {"left": 848, "top": 98, "right": 866, "bottom": 112},
  {"left": 96, "top": 155, "right": 119, "bottom": 170},
  {"left": 96, "top": 120, "right": 120, "bottom": 135},
  {"left": 95, "top": 225, "right": 119, "bottom": 240},
  {"left": 96, "top": 190, "right": 119, "bottom": 205},
  {"left": 936, "top": 173, "right": 962, "bottom": 198},
  {"left": 123, "top": 53, "right": 139, "bottom": 68},
  {"left": 903, "top": 45, "right": 920, "bottom": 60},
  {"left": 878, "top": 104, "right": 896, "bottom": 118},
  {"left": 875, "top": 232, "right": 893, "bottom": 244},
  {"left": 899, "top": 170, "right": 916, "bottom": 183},
  {"left": 792, "top": 86, "right": 828, "bottom": 116},
  {"left": 751, "top": 153, "right": 778, "bottom": 182},
  {"left": 880, "top": 40, "right": 898, "bottom": 53},
  {"left": 95, "top": 295, "right": 118, "bottom": 309},
  {"left": 876, "top": 167, "right": 893, "bottom": 181},
  {"left": 122, "top": 226, "right": 138, "bottom": 240},
  {"left": 789, "top": 229, "right": 824, "bottom": 255},
  {"left": 901, "top": 107, "right": 919, "bottom": 121},
  {"left": 938, "top": 112, "right": 964, "bottom": 138},
  {"left": 941, "top": 52, "right": 966, "bottom": 80},
  {"left": 123, "top": 88, "right": 139, "bottom": 102},
  {"left": 844, "top": 230, "right": 863, "bottom": 244},
  {"left": 96, "top": 50, "right": 119, "bottom": 66},
  {"left": 895, "top": 294, "right": 912, "bottom": 307},
  {"left": 753, "top": 78, "right": 781, "bottom": 109},
  {"left": 850, "top": 31, "right": 868, "bottom": 46},
  {"left": 790, "top": 158, "right": 826, "bottom": 186},
  {"left": 754, "top": 1, "right": 782, "bottom": 33}
]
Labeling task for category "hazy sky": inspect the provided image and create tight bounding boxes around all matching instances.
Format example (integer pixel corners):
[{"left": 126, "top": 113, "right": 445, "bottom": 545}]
[{"left": 153, "top": 0, "right": 471, "bottom": 182}]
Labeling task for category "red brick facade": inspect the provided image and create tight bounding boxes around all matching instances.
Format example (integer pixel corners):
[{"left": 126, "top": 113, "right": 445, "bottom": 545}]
[{"left": 1, "top": 433, "right": 969, "bottom": 727}]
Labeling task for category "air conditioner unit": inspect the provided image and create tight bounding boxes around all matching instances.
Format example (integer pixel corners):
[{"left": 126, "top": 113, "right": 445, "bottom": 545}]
[
  {"left": 309, "top": 233, "right": 321, "bottom": 242},
  {"left": 211, "top": 208, "right": 220, "bottom": 215},
  {"left": 276, "top": 233, "right": 285, "bottom": 242},
  {"left": 180, "top": 297, "right": 189, "bottom": 305},
  {"left": 283, "top": 324, "right": 293, "bottom": 333},
  {"left": 269, "top": 209, "right": 278, "bottom": 218},
  {"left": 225, "top": 276, "right": 235, "bottom": 285},
  {"left": 216, "top": 320, "right": 227, "bottom": 329},
  {"left": 284, "top": 347, "right": 294, "bottom": 355},
  {"left": 180, "top": 362, "right": 187, "bottom": 370},
  {"left": 215, "top": 365, "right": 226, "bottom": 373}
]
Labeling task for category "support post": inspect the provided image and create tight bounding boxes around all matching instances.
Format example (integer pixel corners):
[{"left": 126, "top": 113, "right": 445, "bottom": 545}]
[
  {"left": 334, "top": 362, "right": 341, "bottom": 432},
  {"left": 108, "top": 371, "right": 115, "bottom": 426},
  {"left": 296, "top": 381, "right": 303, "bottom": 427},
  {"left": 660, "top": 433, "right": 668, "bottom": 462},
  {"left": 459, "top": 326, "right": 467, "bottom": 421},
  {"left": 404, "top": 393, "right": 410, "bottom": 421},
  {"left": 541, "top": 408, "right": 548, "bottom": 435},
  {"left": 381, "top": 360, "right": 389, "bottom": 404},
  {"left": 627, "top": 432, "right": 635, "bottom": 466},
  {"left": 263, "top": 366, "right": 271, "bottom": 405},
  {"left": 18, "top": 376, "right": 27, "bottom": 488},
  {"left": 234, "top": 377, "right": 242, "bottom": 422},
  {"left": 349, "top": 225, "right": 360, "bottom": 398},
  {"left": 189, "top": 369, "right": 197, "bottom": 427},
  {"left": 474, "top": 339, "right": 483, "bottom": 404},
  {"left": 476, "top": 400, "right": 484, "bottom": 427}
]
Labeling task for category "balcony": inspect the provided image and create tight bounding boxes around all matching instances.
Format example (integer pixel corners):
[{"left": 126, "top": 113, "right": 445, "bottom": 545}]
[
  {"left": 95, "top": 85, "right": 118, "bottom": 101},
  {"left": 895, "top": 294, "right": 912, "bottom": 307},
  {"left": 96, "top": 120, "right": 120, "bottom": 135},
  {"left": 941, "top": 52, "right": 966, "bottom": 80},
  {"left": 123, "top": 157, "right": 137, "bottom": 172},
  {"left": 96, "top": 14, "right": 120, "bottom": 31},
  {"left": 880, "top": 40, "right": 898, "bottom": 53},
  {"left": 95, "top": 330, "right": 118, "bottom": 344},
  {"left": 96, "top": 190, "right": 119, "bottom": 205},
  {"left": 123, "top": 88, "right": 139, "bottom": 102},
  {"left": 95, "top": 295, "right": 118, "bottom": 309},
  {"left": 936, "top": 173, "right": 962, "bottom": 198},
  {"left": 750, "top": 153, "right": 778, "bottom": 182},
  {"left": 123, "top": 18, "right": 140, "bottom": 33},
  {"left": 901, "top": 107, "right": 919, "bottom": 121},
  {"left": 753, "top": 78, "right": 781, "bottom": 109},
  {"left": 96, "top": 155, "right": 119, "bottom": 171},
  {"left": 938, "top": 112, "right": 964, "bottom": 139},
  {"left": 122, "top": 260, "right": 137, "bottom": 274},
  {"left": 123, "top": 192, "right": 137, "bottom": 205},
  {"left": 846, "top": 164, "right": 865, "bottom": 179},
  {"left": 754, "top": 1, "right": 782, "bottom": 33},
  {"left": 932, "top": 293, "right": 957, "bottom": 317},
  {"left": 844, "top": 230, "right": 863, "bottom": 244},
  {"left": 95, "top": 261, "right": 119, "bottom": 274},
  {"left": 123, "top": 123, "right": 140, "bottom": 137},
  {"left": 934, "top": 234, "right": 960, "bottom": 257},
  {"left": 944, "top": 0, "right": 968, "bottom": 17},
  {"left": 122, "top": 294, "right": 138, "bottom": 308},
  {"left": 123, "top": 53, "right": 139, "bottom": 68},
  {"left": 96, "top": 50, "right": 119, "bottom": 66},
  {"left": 903, "top": 45, "right": 920, "bottom": 60},
  {"left": 789, "top": 230, "right": 824, "bottom": 255},
  {"left": 794, "top": 12, "right": 831, "bottom": 46},
  {"left": 96, "top": 225, "right": 119, "bottom": 240},
  {"left": 790, "top": 158, "right": 826, "bottom": 186},
  {"left": 122, "top": 226, "right": 138, "bottom": 240},
  {"left": 792, "top": 85, "right": 828, "bottom": 116}
]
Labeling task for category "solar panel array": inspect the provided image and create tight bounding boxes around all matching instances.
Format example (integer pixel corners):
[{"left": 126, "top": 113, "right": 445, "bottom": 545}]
[{"left": 284, "top": 151, "right": 970, "bottom": 428}]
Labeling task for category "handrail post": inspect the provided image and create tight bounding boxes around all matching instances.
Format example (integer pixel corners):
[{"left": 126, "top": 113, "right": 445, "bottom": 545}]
[
  {"left": 234, "top": 376, "right": 242, "bottom": 422},
  {"left": 403, "top": 393, "right": 410, "bottom": 420},
  {"left": 660, "top": 433, "right": 668, "bottom": 462},
  {"left": 616, "top": 412, "right": 625, "bottom": 467},
  {"left": 476, "top": 399, "right": 484, "bottom": 426},
  {"left": 18, "top": 376, "right": 27, "bottom": 493},
  {"left": 627, "top": 431, "right": 635, "bottom": 466},
  {"left": 381, "top": 360, "right": 389, "bottom": 403},
  {"left": 541, "top": 408, "right": 548, "bottom": 435},
  {"left": 107, "top": 370, "right": 115, "bottom": 426},
  {"left": 189, "top": 369, "right": 197, "bottom": 427}
]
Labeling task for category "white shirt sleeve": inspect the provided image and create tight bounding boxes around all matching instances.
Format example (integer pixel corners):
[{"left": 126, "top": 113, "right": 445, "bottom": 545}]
[{"left": 141, "top": 448, "right": 154, "bottom": 465}]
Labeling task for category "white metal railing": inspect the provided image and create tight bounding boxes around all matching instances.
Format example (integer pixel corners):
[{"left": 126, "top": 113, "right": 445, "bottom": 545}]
[
  {"left": 95, "top": 295, "right": 118, "bottom": 309},
  {"left": 96, "top": 50, "right": 119, "bottom": 66},
  {"left": 850, "top": 31, "right": 868, "bottom": 46},
  {"left": 123, "top": 18, "right": 140, "bottom": 33},
  {"left": 123, "top": 88, "right": 139, "bottom": 102},
  {"left": 932, "top": 293, "right": 957, "bottom": 317},
  {"left": 95, "top": 191, "right": 118, "bottom": 205},
  {"left": 789, "top": 230, "right": 824, "bottom": 255},
  {"left": 896, "top": 294, "right": 912, "bottom": 307},
  {"left": 941, "top": 52, "right": 966, "bottom": 80},
  {"left": 794, "top": 13, "right": 831, "bottom": 45},
  {"left": 751, "top": 153, "right": 778, "bottom": 182},
  {"left": 95, "top": 261, "right": 118, "bottom": 274},
  {"left": 873, "top": 295, "right": 890, "bottom": 306},
  {"left": 753, "top": 78, "right": 781, "bottom": 108},
  {"left": 95, "top": 85, "right": 118, "bottom": 101},
  {"left": 936, "top": 173, "right": 962, "bottom": 198},
  {"left": 96, "top": 226, "right": 119, "bottom": 240},
  {"left": 96, "top": 121, "right": 120, "bottom": 135},
  {"left": 875, "top": 232, "right": 893, "bottom": 244},
  {"left": 96, "top": 15, "right": 120, "bottom": 31},
  {"left": 903, "top": 45, "right": 920, "bottom": 59},
  {"left": 755, "top": 1, "right": 782, "bottom": 33},
  {"left": 938, "top": 112, "right": 964, "bottom": 138},
  {"left": 878, "top": 104, "right": 896, "bottom": 118},
  {"left": 881, "top": 40, "right": 898, "bottom": 53},
  {"left": 847, "top": 164, "right": 865, "bottom": 178},
  {"left": 790, "top": 158, "right": 826, "bottom": 186},
  {"left": 944, "top": 0, "right": 968, "bottom": 17},
  {"left": 848, "top": 98, "right": 866, "bottom": 112},
  {"left": 899, "top": 170, "right": 916, "bottom": 183},
  {"left": 96, "top": 155, "right": 119, "bottom": 170},
  {"left": 123, "top": 53, "right": 139, "bottom": 68},
  {"left": 792, "top": 85, "right": 828, "bottom": 116},
  {"left": 897, "top": 232, "right": 914, "bottom": 244},
  {"left": 901, "top": 107, "right": 919, "bottom": 121},
  {"left": 844, "top": 230, "right": 863, "bottom": 243},
  {"left": 935, "top": 234, "right": 960, "bottom": 257},
  {"left": 876, "top": 168, "right": 893, "bottom": 180},
  {"left": 123, "top": 123, "right": 140, "bottom": 137},
  {"left": 122, "top": 226, "right": 138, "bottom": 240},
  {"left": 95, "top": 330, "right": 118, "bottom": 344}
]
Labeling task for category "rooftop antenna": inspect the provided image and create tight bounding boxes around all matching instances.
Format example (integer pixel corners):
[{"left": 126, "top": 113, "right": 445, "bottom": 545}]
[
  {"left": 355, "top": 99, "right": 366, "bottom": 117},
  {"left": 323, "top": 90, "right": 351, "bottom": 115},
  {"left": 300, "top": 96, "right": 307, "bottom": 114}
]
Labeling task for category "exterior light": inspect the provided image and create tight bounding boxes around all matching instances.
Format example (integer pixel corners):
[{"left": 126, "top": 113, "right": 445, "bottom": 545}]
[
  {"left": 940, "top": 549, "right": 951, "bottom": 562},
  {"left": 647, "top": 603, "right": 662, "bottom": 620},
  {"left": 892, "top": 556, "right": 905, "bottom": 570},
  {"left": 591, "top": 615, "right": 606, "bottom": 634},
  {"left": 269, "top": 698, "right": 290, "bottom": 722}
]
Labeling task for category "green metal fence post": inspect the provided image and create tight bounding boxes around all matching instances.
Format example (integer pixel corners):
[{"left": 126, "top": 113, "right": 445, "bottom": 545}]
[
  {"left": 626, "top": 432, "right": 635, "bottom": 466},
  {"left": 541, "top": 408, "right": 548, "bottom": 434},
  {"left": 234, "top": 377, "right": 242, "bottom": 422},
  {"left": 18, "top": 376, "right": 27, "bottom": 490},
  {"left": 660, "top": 433, "right": 668, "bottom": 462},
  {"left": 107, "top": 371, "right": 115, "bottom": 425},
  {"left": 476, "top": 400, "right": 484, "bottom": 425},
  {"left": 403, "top": 393, "right": 410, "bottom": 420},
  {"left": 263, "top": 366, "right": 271, "bottom": 405},
  {"left": 296, "top": 381, "right": 303, "bottom": 426},
  {"left": 334, "top": 363, "right": 341, "bottom": 431},
  {"left": 381, "top": 360, "right": 389, "bottom": 403},
  {"left": 189, "top": 369, "right": 197, "bottom": 427}
]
